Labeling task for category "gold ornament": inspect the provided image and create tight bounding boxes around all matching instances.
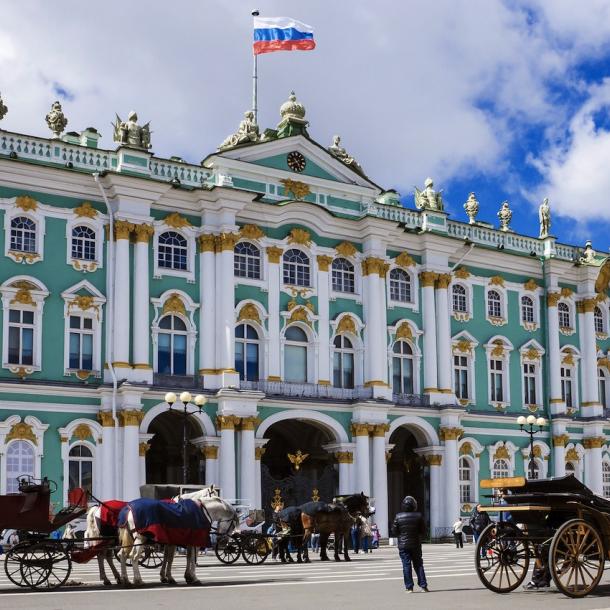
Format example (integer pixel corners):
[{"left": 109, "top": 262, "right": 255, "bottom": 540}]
[
  {"left": 371, "top": 423, "right": 390, "bottom": 437},
  {"left": 583, "top": 437, "right": 605, "bottom": 449},
  {"left": 439, "top": 427, "right": 463, "bottom": 441},
  {"left": 351, "top": 423, "right": 372, "bottom": 437},
  {"left": 524, "top": 279, "right": 538, "bottom": 291},
  {"left": 419, "top": 271, "right": 438, "bottom": 287},
  {"left": 198, "top": 234, "right": 216, "bottom": 252},
  {"left": 553, "top": 434, "right": 569, "bottom": 447},
  {"left": 73, "top": 423, "right": 92, "bottom": 440},
  {"left": 336, "top": 315, "right": 357, "bottom": 335},
  {"left": 493, "top": 445, "right": 510, "bottom": 460},
  {"left": 425, "top": 454, "right": 442, "bottom": 466},
  {"left": 489, "top": 275, "right": 505, "bottom": 286},
  {"left": 362, "top": 257, "right": 388, "bottom": 277},
  {"left": 560, "top": 287, "right": 573, "bottom": 298},
  {"left": 288, "top": 306, "right": 311, "bottom": 325},
  {"left": 454, "top": 267, "right": 470, "bottom": 279},
  {"left": 287, "top": 228, "right": 312, "bottom": 246},
  {"left": 271, "top": 488, "right": 284, "bottom": 511},
  {"left": 163, "top": 293, "right": 186, "bottom": 316},
  {"left": 266, "top": 246, "right": 283, "bottom": 263},
  {"left": 239, "top": 224, "right": 265, "bottom": 240},
  {"left": 203, "top": 446, "right": 219, "bottom": 459},
  {"left": 460, "top": 442, "right": 473, "bottom": 456},
  {"left": 288, "top": 449, "right": 309, "bottom": 471},
  {"left": 335, "top": 241, "right": 358, "bottom": 258},
  {"left": 395, "top": 322, "right": 413, "bottom": 339},
  {"left": 316, "top": 255, "right": 333, "bottom": 272},
  {"left": 436, "top": 273, "right": 452, "bottom": 289},
  {"left": 6, "top": 422, "right": 37, "bottom": 445},
  {"left": 546, "top": 292, "right": 561, "bottom": 307},
  {"left": 10, "top": 288, "right": 35, "bottom": 306},
  {"left": 215, "top": 233, "right": 239, "bottom": 252},
  {"left": 134, "top": 224, "right": 154, "bottom": 243},
  {"left": 97, "top": 411, "right": 114, "bottom": 427},
  {"left": 239, "top": 416, "right": 261, "bottom": 431},
  {"left": 164, "top": 212, "right": 191, "bottom": 229},
  {"left": 280, "top": 178, "right": 310, "bottom": 200},
  {"left": 335, "top": 451, "right": 353, "bottom": 464},
  {"left": 565, "top": 447, "right": 580, "bottom": 462},
  {"left": 15, "top": 195, "right": 38, "bottom": 212},
  {"left": 524, "top": 347, "right": 541, "bottom": 361},
  {"left": 396, "top": 252, "right": 415, "bottom": 268},
  {"left": 254, "top": 447, "right": 266, "bottom": 460},
  {"left": 119, "top": 410, "right": 144, "bottom": 427},
  {"left": 114, "top": 220, "right": 134, "bottom": 240},
  {"left": 238, "top": 303, "right": 261, "bottom": 325},
  {"left": 139, "top": 442, "right": 151, "bottom": 457},
  {"left": 74, "top": 201, "right": 98, "bottom": 218},
  {"left": 490, "top": 340, "right": 505, "bottom": 358},
  {"left": 216, "top": 415, "right": 241, "bottom": 431},
  {"left": 455, "top": 339, "right": 472, "bottom": 353}
]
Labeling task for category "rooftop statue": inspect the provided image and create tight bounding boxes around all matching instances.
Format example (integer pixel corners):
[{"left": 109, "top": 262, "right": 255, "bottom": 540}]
[
  {"left": 112, "top": 111, "right": 151, "bottom": 150},
  {"left": 328, "top": 135, "right": 365, "bottom": 175},
  {"left": 414, "top": 178, "right": 444, "bottom": 211},
  {"left": 218, "top": 110, "right": 260, "bottom": 151},
  {"left": 539, "top": 197, "right": 551, "bottom": 238},
  {"left": 464, "top": 192, "right": 479, "bottom": 224},
  {"left": 497, "top": 201, "right": 512, "bottom": 231},
  {"left": 579, "top": 240, "right": 596, "bottom": 265},
  {"left": 45, "top": 101, "right": 68, "bottom": 138},
  {"left": 0, "top": 92, "right": 7, "bottom": 122}
]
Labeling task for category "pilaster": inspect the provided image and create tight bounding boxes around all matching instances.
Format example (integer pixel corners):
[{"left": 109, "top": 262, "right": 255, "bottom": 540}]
[
  {"left": 198, "top": 233, "right": 217, "bottom": 389},
  {"left": 316, "top": 255, "right": 332, "bottom": 383},
  {"left": 266, "top": 246, "right": 283, "bottom": 381}
]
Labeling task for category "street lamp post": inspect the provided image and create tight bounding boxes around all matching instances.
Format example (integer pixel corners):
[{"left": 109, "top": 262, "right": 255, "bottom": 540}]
[
  {"left": 165, "top": 391, "right": 207, "bottom": 485},
  {"left": 517, "top": 415, "right": 547, "bottom": 479}
]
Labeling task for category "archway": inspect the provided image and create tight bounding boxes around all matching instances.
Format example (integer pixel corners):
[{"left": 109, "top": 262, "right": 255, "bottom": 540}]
[
  {"left": 146, "top": 411, "right": 204, "bottom": 485},
  {"left": 261, "top": 419, "right": 338, "bottom": 520},
  {"left": 387, "top": 427, "right": 430, "bottom": 527}
]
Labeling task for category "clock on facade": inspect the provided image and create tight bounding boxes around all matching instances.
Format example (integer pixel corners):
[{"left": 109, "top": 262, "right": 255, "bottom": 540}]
[{"left": 287, "top": 151, "right": 306, "bottom": 173}]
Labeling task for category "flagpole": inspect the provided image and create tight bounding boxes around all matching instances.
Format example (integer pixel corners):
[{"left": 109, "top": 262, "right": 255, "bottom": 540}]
[{"left": 252, "top": 9, "right": 259, "bottom": 123}]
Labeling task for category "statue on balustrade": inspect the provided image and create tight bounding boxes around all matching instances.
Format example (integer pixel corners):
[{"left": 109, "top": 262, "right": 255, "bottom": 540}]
[
  {"left": 0, "top": 92, "right": 8, "bottom": 122},
  {"left": 464, "top": 192, "right": 479, "bottom": 224},
  {"left": 414, "top": 178, "right": 444, "bottom": 211},
  {"left": 45, "top": 101, "right": 68, "bottom": 138},
  {"left": 113, "top": 111, "right": 151, "bottom": 150},
  {"left": 328, "top": 135, "right": 365, "bottom": 176},
  {"left": 218, "top": 110, "right": 260, "bottom": 150},
  {"left": 539, "top": 198, "right": 551, "bottom": 238},
  {"left": 497, "top": 201, "right": 512, "bottom": 232}
]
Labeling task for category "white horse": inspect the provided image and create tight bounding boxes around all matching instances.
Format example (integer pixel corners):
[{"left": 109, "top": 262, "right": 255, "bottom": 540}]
[{"left": 118, "top": 495, "right": 238, "bottom": 586}]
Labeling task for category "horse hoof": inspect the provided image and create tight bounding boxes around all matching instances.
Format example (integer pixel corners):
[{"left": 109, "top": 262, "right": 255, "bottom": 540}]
[
  {"left": 320, "top": 556, "right": 329, "bottom": 562},
  {"left": 334, "top": 557, "right": 341, "bottom": 562},
  {"left": 304, "top": 558, "right": 311, "bottom": 563},
  {"left": 344, "top": 556, "right": 351, "bottom": 562},
  {"left": 297, "top": 558, "right": 303, "bottom": 564},
  {"left": 186, "top": 579, "right": 201, "bottom": 586},
  {"left": 168, "top": 578, "right": 177, "bottom": 585},
  {"left": 160, "top": 577, "right": 168, "bottom": 584}
]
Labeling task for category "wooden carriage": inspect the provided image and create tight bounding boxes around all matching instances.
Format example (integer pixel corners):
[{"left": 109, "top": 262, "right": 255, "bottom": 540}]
[{"left": 476, "top": 474, "right": 610, "bottom": 598}]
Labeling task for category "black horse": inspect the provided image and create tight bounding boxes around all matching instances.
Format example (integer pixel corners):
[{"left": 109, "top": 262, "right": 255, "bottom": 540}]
[
  {"left": 299, "top": 493, "right": 374, "bottom": 562},
  {"left": 275, "top": 506, "right": 307, "bottom": 563}
]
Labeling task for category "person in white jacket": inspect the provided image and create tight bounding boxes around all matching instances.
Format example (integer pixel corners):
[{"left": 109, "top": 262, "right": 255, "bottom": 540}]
[{"left": 452, "top": 518, "right": 464, "bottom": 548}]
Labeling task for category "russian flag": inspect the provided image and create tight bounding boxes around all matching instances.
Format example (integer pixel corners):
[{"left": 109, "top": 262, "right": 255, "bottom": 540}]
[{"left": 253, "top": 16, "right": 315, "bottom": 55}]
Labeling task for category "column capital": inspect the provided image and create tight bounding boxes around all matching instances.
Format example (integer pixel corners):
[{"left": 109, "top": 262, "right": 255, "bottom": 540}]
[
  {"left": 114, "top": 220, "right": 135, "bottom": 240},
  {"left": 547, "top": 291, "right": 561, "bottom": 307},
  {"left": 419, "top": 271, "right": 438, "bottom": 287},
  {"left": 216, "top": 415, "right": 241, "bottom": 431},
  {"left": 316, "top": 254, "right": 333, "bottom": 272},
  {"left": 553, "top": 434, "right": 570, "bottom": 447},
  {"left": 198, "top": 233, "right": 216, "bottom": 252},
  {"left": 215, "top": 232, "right": 239, "bottom": 252},
  {"left": 577, "top": 298, "right": 597, "bottom": 313},
  {"left": 335, "top": 451, "right": 354, "bottom": 464},
  {"left": 371, "top": 423, "right": 390, "bottom": 437},
  {"left": 266, "top": 245, "right": 283, "bottom": 263},
  {"left": 255, "top": 447, "right": 266, "bottom": 460},
  {"left": 361, "top": 257, "right": 389, "bottom": 277},
  {"left": 202, "top": 445, "right": 219, "bottom": 459},
  {"left": 351, "top": 422, "right": 372, "bottom": 437},
  {"left": 119, "top": 409, "right": 144, "bottom": 427},
  {"left": 583, "top": 436, "right": 605, "bottom": 449},
  {"left": 138, "top": 442, "right": 151, "bottom": 457},
  {"left": 97, "top": 411, "right": 115, "bottom": 427},
  {"left": 435, "top": 273, "right": 452, "bottom": 289},
  {"left": 439, "top": 426, "right": 464, "bottom": 441},
  {"left": 239, "top": 416, "right": 261, "bottom": 431},
  {"left": 134, "top": 223, "right": 154, "bottom": 243},
  {"left": 424, "top": 454, "right": 443, "bottom": 466}
]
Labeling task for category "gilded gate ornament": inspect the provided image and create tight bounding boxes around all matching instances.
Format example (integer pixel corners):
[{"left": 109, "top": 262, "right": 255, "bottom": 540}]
[
  {"left": 271, "top": 488, "right": 284, "bottom": 511},
  {"left": 288, "top": 449, "right": 309, "bottom": 471}
]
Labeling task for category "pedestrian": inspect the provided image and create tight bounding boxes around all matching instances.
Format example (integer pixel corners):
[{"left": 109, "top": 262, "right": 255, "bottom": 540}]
[
  {"left": 469, "top": 504, "right": 491, "bottom": 558},
  {"left": 390, "top": 495, "right": 429, "bottom": 593},
  {"left": 371, "top": 523, "right": 380, "bottom": 549},
  {"left": 452, "top": 518, "right": 464, "bottom": 548},
  {"left": 524, "top": 544, "right": 551, "bottom": 590},
  {"left": 361, "top": 517, "right": 373, "bottom": 553},
  {"left": 310, "top": 530, "right": 320, "bottom": 553},
  {"left": 350, "top": 521, "right": 360, "bottom": 553},
  {"left": 8, "top": 531, "right": 19, "bottom": 549}
]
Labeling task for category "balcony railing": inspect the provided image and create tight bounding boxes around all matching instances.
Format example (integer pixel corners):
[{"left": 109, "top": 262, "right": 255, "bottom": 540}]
[
  {"left": 240, "top": 380, "right": 375, "bottom": 401},
  {"left": 393, "top": 393, "right": 431, "bottom": 408},
  {"left": 153, "top": 373, "right": 198, "bottom": 389}
]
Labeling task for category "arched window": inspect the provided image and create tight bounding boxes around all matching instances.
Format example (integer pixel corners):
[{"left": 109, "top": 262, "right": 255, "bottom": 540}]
[
  {"left": 234, "top": 242, "right": 261, "bottom": 279},
  {"left": 595, "top": 306, "right": 605, "bottom": 334},
  {"left": 599, "top": 368, "right": 607, "bottom": 409},
  {"left": 157, "top": 315, "right": 187, "bottom": 375},
  {"left": 68, "top": 445, "right": 93, "bottom": 495},
  {"left": 392, "top": 341, "right": 414, "bottom": 395},
  {"left": 603, "top": 462, "right": 610, "bottom": 498},
  {"left": 6, "top": 441, "right": 35, "bottom": 493},
  {"left": 333, "top": 335, "right": 354, "bottom": 388},
  {"left": 331, "top": 258, "right": 355, "bottom": 293},
  {"left": 8, "top": 309, "right": 34, "bottom": 366},
  {"left": 459, "top": 457, "right": 473, "bottom": 503},
  {"left": 10, "top": 216, "right": 36, "bottom": 253},
  {"left": 558, "top": 302, "right": 571, "bottom": 328},
  {"left": 487, "top": 290, "right": 502, "bottom": 318},
  {"left": 389, "top": 268, "right": 411, "bottom": 303},
  {"left": 452, "top": 284, "right": 467, "bottom": 313},
  {"left": 158, "top": 231, "right": 188, "bottom": 271},
  {"left": 283, "top": 249, "right": 310, "bottom": 287},
  {"left": 235, "top": 323, "right": 260, "bottom": 381},
  {"left": 521, "top": 296, "right": 534, "bottom": 324},
  {"left": 284, "top": 326, "right": 308, "bottom": 383},
  {"left": 71, "top": 225, "right": 96, "bottom": 261},
  {"left": 492, "top": 458, "right": 510, "bottom": 479}
]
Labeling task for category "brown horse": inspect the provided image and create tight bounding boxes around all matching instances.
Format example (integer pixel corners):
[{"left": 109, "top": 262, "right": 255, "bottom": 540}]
[{"left": 299, "top": 493, "right": 374, "bottom": 562}]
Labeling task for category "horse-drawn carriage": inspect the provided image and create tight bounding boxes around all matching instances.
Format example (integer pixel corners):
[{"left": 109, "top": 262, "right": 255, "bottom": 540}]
[{"left": 476, "top": 474, "right": 610, "bottom": 598}]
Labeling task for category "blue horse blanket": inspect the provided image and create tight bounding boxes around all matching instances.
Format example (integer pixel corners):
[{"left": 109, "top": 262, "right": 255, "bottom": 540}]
[{"left": 119, "top": 498, "right": 210, "bottom": 547}]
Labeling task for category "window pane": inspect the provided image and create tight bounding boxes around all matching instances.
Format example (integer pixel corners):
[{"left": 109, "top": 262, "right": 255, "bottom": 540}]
[
  {"left": 285, "top": 326, "right": 307, "bottom": 342},
  {"left": 21, "top": 328, "right": 33, "bottom": 365},
  {"left": 285, "top": 345, "right": 307, "bottom": 383},
  {"left": 9, "top": 309, "right": 20, "bottom": 323},
  {"left": 69, "top": 332, "right": 80, "bottom": 369},
  {"left": 82, "top": 334, "right": 93, "bottom": 370},
  {"left": 246, "top": 342, "right": 259, "bottom": 381},
  {"left": 81, "top": 461, "right": 93, "bottom": 493},
  {"left": 69, "top": 461, "right": 80, "bottom": 490},
  {"left": 333, "top": 352, "right": 342, "bottom": 387},
  {"left": 8, "top": 326, "right": 20, "bottom": 364},
  {"left": 158, "top": 333, "right": 171, "bottom": 374},
  {"left": 392, "top": 358, "right": 401, "bottom": 394},
  {"left": 69, "top": 316, "right": 80, "bottom": 329},
  {"left": 173, "top": 335, "right": 187, "bottom": 375},
  {"left": 235, "top": 341, "right": 245, "bottom": 380},
  {"left": 343, "top": 352, "right": 354, "bottom": 389},
  {"left": 402, "top": 358, "right": 414, "bottom": 394}
]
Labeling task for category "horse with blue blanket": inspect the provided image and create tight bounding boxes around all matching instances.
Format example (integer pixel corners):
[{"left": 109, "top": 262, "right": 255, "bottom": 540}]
[{"left": 118, "top": 492, "right": 238, "bottom": 586}]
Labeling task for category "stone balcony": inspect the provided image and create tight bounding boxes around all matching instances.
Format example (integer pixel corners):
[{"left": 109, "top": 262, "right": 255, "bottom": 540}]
[{"left": 240, "top": 380, "right": 375, "bottom": 402}]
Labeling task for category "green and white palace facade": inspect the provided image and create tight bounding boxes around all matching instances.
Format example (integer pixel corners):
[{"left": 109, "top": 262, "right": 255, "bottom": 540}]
[{"left": 1, "top": 91, "right": 610, "bottom": 539}]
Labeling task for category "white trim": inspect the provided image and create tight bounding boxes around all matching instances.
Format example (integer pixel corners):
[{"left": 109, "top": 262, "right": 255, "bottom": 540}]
[
  {"left": 234, "top": 304, "right": 268, "bottom": 382},
  {"left": 450, "top": 279, "right": 472, "bottom": 321},
  {"left": 483, "top": 335, "right": 514, "bottom": 409},
  {"left": 387, "top": 415, "right": 440, "bottom": 446},
  {"left": 485, "top": 284, "right": 507, "bottom": 326},
  {"left": 451, "top": 331, "right": 479, "bottom": 405},
  {"left": 488, "top": 440, "right": 518, "bottom": 476},
  {"left": 519, "top": 340, "right": 545, "bottom": 410},
  {"left": 386, "top": 265, "right": 419, "bottom": 311},
  {"left": 65, "top": 215, "right": 105, "bottom": 273},
  {"left": 256, "top": 408, "right": 349, "bottom": 443},
  {"left": 557, "top": 299, "right": 576, "bottom": 335},
  {"left": 387, "top": 320, "right": 423, "bottom": 395},
  {"left": 152, "top": 221, "right": 197, "bottom": 283},
  {"left": 140, "top": 402, "right": 216, "bottom": 437},
  {"left": 518, "top": 290, "right": 540, "bottom": 332},
  {"left": 3, "top": 200, "right": 46, "bottom": 264},
  {"left": 280, "top": 321, "right": 317, "bottom": 384}
]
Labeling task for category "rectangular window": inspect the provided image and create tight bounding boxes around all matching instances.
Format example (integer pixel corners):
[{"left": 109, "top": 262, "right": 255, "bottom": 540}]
[
  {"left": 490, "top": 359, "right": 504, "bottom": 402},
  {"left": 523, "top": 363, "right": 537, "bottom": 405},
  {"left": 453, "top": 355, "right": 469, "bottom": 399},
  {"left": 561, "top": 367, "right": 573, "bottom": 407},
  {"left": 8, "top": 309, "right": 34, "bottom": 365},
  {"left": 68, "top": 315, "right": 94, "bottom": 370},
  {"left": 285, "top": 345, "right": 307, "bottom": 383}
]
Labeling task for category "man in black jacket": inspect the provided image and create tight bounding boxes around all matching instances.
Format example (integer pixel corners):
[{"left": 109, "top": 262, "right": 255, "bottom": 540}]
[{"left": 390, "top": 496, "right": 429, "bottom": 593}]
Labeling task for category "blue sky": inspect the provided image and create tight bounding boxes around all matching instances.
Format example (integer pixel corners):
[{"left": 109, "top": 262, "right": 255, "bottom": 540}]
[{"left": 2, "top": 1, "right": 610, "bottom": 251}]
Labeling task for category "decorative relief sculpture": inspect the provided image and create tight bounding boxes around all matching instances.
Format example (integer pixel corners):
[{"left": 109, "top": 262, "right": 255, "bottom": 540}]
[
  {"left": 463, "top": 192, "right": 479, "bottom": 224},
  {"left": 414, "top": 178, "right": 444, "bottom": 211},
  {"left": 280, "top": 178, "right": 310, "bottom": 200},
  {"left": 328, "top": 135, "right": 365, "bottom": 175},
  {"left": 45, "top": 101, "right": 68, "bottom": 138},
  {"left": 112, "top": 111, "right": 151, "bottom": 150},
  {"left": 497, "top": 201, "right": 512, "bottom": 231},
  {"left": 0, "top": 92, "right": 7, "bottom": 121},
  {"left": 539, "top": 198, "right": 551, "bottom": 238},
  {"left": 218, "top": 110, "right": 260, "bottom": 151}
]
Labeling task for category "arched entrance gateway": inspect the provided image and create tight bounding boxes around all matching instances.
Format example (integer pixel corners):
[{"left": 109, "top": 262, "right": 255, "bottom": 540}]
[{"left": 260, "top": 419, "right": 338, "bottom": 521}]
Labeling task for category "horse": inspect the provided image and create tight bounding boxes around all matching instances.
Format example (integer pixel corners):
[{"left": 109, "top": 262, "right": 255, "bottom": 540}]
[
  {"left": 118, "top": 495, "right": 238, "bottom": 586},
  {"left": 300, "top": 493, "right": 374, "bottom": 562},
  {"left": 275, "top": 506, "right": 307, "bottom": 563}
]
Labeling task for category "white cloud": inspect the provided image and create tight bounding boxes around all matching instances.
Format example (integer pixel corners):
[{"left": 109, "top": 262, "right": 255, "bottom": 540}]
[{"left": 0, "top": 0, "right": 609, "bottom": 200}]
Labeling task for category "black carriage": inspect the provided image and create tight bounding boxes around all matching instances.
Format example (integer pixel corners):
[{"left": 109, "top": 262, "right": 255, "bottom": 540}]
[
  {"left": 214, "top": 508, "right": 271, "bottom": 565},
  {"left": 476, "top": 474, "right": 610, "bottom": 598}
]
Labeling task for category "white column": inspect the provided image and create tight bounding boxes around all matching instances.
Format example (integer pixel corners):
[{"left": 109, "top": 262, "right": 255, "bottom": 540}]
[
  {"left": 553, "top": 436, "right": 567, "bottom": 477},
  {"left": 435, "top": 275, "right": 453, "bottom": 395},
  {"left": 547, "top": 293, "right": 564, "bottom": 414},
  {"left": 132, "top": 225, "right": 153, "bottom": 378},
  {"left": 60, "top": 438, "right": 69, "bottom": 506},
  {"left": 99, "top": 412, "right": 115, "bottom": 499},
  {"left": 371, "top": 427, "right": 389, "bottom": 538},
  {"left": 121, "top": 410, "right": 141, "bottom": 500},
  {"left": 353, "top": 425, "right": 371, "bottom": 495},
  {"left": 337, "top": 453, "right": 353, "bottom": 494},
  {"left": 138, "top": 443, "right": 148, "bottom": 486},
  {"left": 316, "top": 256, "right": 331, "bottom": 384},
  {"left": 254, "top": 444, "right": 267, "bottom": 508},
  {"left": 199, "top": 235, "right": 217, "bottom": 386},
  {"left": 215, "top": 234, "right": 238, "bottom": 386},
  {"left": 218, "top": 416, "right": 237, "bottom": 499},
  {"left": 113, "top": 221, "right": 133, "bottom": 370},
  {"left": 203, "top": 446, "right": 219, "bottom": 487},
  {"left": 239, "top": 418, "right": 257, "bottom": 506},
  {"left": 266, "top": 246, "right": 282, "bottom": 380},
  {"left": 420, "top": 272, "right": 438, "bottom": 393},
  {"left": 362, "top": 258, "right": 389, "bottom": 395},
  {"left": 584, "top": 438, "right": 603, "bottom": 495},
  {"left": 441, "top": 428, "right": 460, "bottom": 529},
  {"left": 427, "top": 455, "right": 443, "bottom": 540},
  {"left": 581, "top": 299, "right": 601, "bottom": 414}
]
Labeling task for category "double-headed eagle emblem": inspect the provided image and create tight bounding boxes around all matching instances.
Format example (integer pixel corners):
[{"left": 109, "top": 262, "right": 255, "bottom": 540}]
[{"left": 287, "top": 449, "right": 309, "bottom": 471}]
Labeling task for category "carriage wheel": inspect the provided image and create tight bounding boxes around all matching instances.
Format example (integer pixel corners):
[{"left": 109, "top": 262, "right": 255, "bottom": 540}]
[
  {"left": 139, "top": 544, "right": 165, "bottom": 569},
  {"left": 215, "top": 535, "right": 241, "bottom": 565},
  {"left": 19, "top": 541, "right": 72, "bottom": 591},
  {"left": 4, "top": 542, "right": 32, "bottom": 587},
  {"left": 241, "top": 536, "right": 270, "bottom": 565},
  {"left": 475, "top": 523, "right": 530, "bottom": 593},
  {"left": 549, "top": 519, "right": 605, "bottom": 598}
]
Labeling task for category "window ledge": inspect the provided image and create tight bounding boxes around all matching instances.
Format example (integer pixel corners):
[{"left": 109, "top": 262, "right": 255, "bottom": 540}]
[
  {"left": 559, "top": 326, "right": 575, "bottom": 336},
  {"left": 3, "top": 364, "right": 41, "bottom": 375},
  {"left": 153, "top": 267, "right": 195, "bottom": 283},
  {"left": 490, "top": 401, "right": 508, "bottom": 412},
  {"left": 522, "top": 322, "right": 538, "bottom": 332},
  {"left": 7, "top": 250, "right": 41, "bottom": 264},
  {"left": 453, "top": 311, "right": 471, "bottom": 322},
  {"left": 70, "top": 259, "right": 99, "bottom": 273},
  {"left": 487, "top": 316, "right": 507, "bottom": 327},
  {"left": 65, "top": 369, "right": 101, "bottom": 380}
]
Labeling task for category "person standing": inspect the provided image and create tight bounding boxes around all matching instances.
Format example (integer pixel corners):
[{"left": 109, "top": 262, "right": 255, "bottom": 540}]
[
  {"left": 390, "top": 495, "right": 429, "bottom": 593},
  {"left": 452, "top": 518, "right": 464, "bottom": 548},
  {"left": 469, "top": 504, "right": 491, "bottom": 558},
  {"left": 371, "top": 523, "right": 380, "bottom": 549}
]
